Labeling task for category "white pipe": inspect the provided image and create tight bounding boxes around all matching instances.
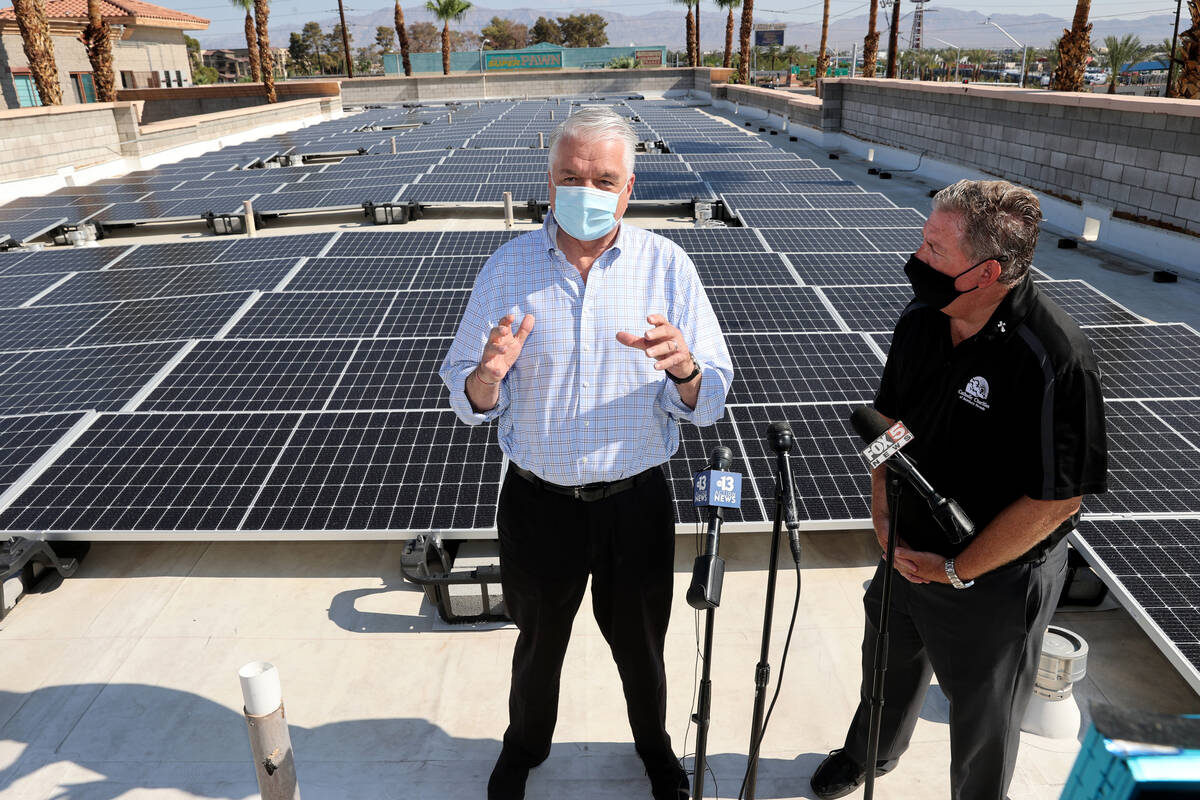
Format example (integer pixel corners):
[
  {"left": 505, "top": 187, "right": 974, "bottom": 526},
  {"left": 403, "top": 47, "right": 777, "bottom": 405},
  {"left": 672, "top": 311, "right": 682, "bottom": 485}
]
[
  {"left": 243, "top": 200, "right": 256, "bottom": 237},
  {"left": 503, "top": 191, "right": 514, "bottom": 228},
  {"left": 239, "top": 661, "right": 282, "bottom": 715}
]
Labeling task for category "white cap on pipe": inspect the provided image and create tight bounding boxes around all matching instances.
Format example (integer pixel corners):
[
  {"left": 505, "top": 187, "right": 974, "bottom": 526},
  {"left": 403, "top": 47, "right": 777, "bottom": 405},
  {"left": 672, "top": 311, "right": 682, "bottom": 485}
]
[{"left": 239, "top": 661, "right": 282, "bottom": 716}]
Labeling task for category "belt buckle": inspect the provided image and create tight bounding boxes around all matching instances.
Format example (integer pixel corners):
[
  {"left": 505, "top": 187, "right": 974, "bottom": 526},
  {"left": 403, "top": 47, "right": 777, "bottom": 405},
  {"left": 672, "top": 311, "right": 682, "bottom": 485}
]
[{"left": 573, "top": 486, "right": 582, "bottom": 500}]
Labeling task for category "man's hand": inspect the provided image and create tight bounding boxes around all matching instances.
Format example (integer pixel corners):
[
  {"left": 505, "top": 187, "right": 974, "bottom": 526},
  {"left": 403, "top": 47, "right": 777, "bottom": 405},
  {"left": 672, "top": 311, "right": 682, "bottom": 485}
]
[
  {"left": 892, "top": 546, "right": 946, "bottom": 585},
  {"left": 478, "top": 314, "right": 535, "bottom": 384},
  {"left": 616, "top": 314, "right": 695, "bottom": 380}
]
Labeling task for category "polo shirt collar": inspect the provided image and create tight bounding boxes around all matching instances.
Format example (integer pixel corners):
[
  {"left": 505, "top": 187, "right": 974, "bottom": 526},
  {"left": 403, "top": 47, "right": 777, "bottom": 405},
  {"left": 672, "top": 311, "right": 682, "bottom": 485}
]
[{"left": 979, "top": 275, "right": 1038, "bottom": 341}]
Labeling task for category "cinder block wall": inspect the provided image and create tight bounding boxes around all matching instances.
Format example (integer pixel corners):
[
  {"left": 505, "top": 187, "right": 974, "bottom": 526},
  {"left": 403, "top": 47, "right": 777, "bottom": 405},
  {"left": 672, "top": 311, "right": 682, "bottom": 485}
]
[
  {"left": 828, "top": 79, "right": 1200, "bottom": 236},
  {"left": 117, "top": 82, "right": 341, "bottom": 124},
  {"left": 0, "top": 103, "right": 127, "bottom": 182}
]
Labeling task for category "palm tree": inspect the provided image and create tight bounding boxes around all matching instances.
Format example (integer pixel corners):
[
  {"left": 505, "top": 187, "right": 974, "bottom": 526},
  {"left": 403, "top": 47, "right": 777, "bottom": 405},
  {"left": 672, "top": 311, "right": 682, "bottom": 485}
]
[
  {"left": 254, "top": 0, "right": 275, "bottom": 102},
  {"left": 781, "top": 44, "right": 801, "bottom": 77},
  {"left": 765, "top": 44, "right": 780, "bottom": 70},
  {"left": 862, "top": 0, "right": 880, "bottom": 77},
  {"left": 716, "top": 0, "right": 741, "bottom": 69},
  {"left": 1100, "top": 34, "right": 1143, "bottom": 93},
  {"left": 693, "top": 0, "right": 701, "bottom": 68},
  {"left": 964, "top": 48, "right": 989, "bottom": 81},
  {"left": 674, "top": 1, "right": 696, "bottom": 67},
  {"left": 814, "top": 0, "right": 831, "bottom": 81},
  {"left": 230, "top": 0, "right": 261, "bottom": 82},
  {"left": 11, "top": 0, "right": 61, "bottom": 104},
  {"left": 915, "top": 49, "right": 937, "bottom": 81},
  {"left": 80, "top": 0, "right": 114, "bottom": 101},
  {"left": 394, "top": 1, "right": 413, "bottom": 76},
  {"left": 1178, "top": 0, "right": 1199, "bottom": 99},
  {"left": 425, "top": 0, "right": 471, "bottom": 76},
  {"left": 737, "top": 0, "right": 753, "bottom": 83},
  {"left": 1051, "top": 0, "right": 1091, "bottom": 91}
]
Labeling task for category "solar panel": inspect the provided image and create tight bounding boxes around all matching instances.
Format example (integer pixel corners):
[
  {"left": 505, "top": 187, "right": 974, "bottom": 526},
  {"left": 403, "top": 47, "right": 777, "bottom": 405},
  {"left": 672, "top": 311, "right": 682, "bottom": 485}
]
[
  {"left": 408, "top": 256, "right": 489, "bottom": 291},
  {"left": 759, "top": 229, "right": 878, "bottom": 253},
  {"left": 871, "top": 332, "right": 892, "bottom": 354},
  {"left": 326, "top": 338, "right": 451, "bottom": 411},
  {"left": 142, "top": 339, "right": 359, "bottom": 413},
  {"left": 0, "top": 412, "right": 88, "bottom": 495},
  {"left": 1039, "top": 280, "right": 1145, "bottom": 326},
  {"left": 646, "top": 228, "right": 767, "bottom": 253},
  {"left": 785, "top": 253, "right": 907, "bottom": 286},
  {"left": 732, "top": 403, "right": 873, "bottom": 521},
  {"left": 727, "top": 333, "right": 884, "bottom": 405},
  {"left": 217, "top": 233, "right": 334, "bottom": 262},
  {"left": 164, "top": 259, "right": 300, "bottom": 297},
  {"left": 0, "top": 411, "right": 302, "bottom": 532},
  {"left": 857, "top": 227, "right": 922, "bottom": 253},
  {"left": 634, "top": 182, "right": 715, "bottom": 201},
  {"left": 377, "top": 290, "right": 470, "bottom": 337},
  {"left": 0, "top": 216, "right": 66, "bottom": 244},
  {"left": 1143, "top": 399, "right": 1200, "bottom": 443},
  {"left": 0, "top": 303, "right": 115, "bottom": 352},
  {"left": 0, "top": 272, "right": 65, "bottom": 308},
  {"left": 288, "top": 257, "right": 424, "bottom": 292},
  {"left": 832, "top": 208, "right": 927, "bottom": 228},
  {"left": 738, "top": 207, "right": 842, "bottom": 228},
  {"left": 1074, "top": 518, "right": 1200, "bottom": 687},
  {"left": 819, "top": 285, "right": 912, "bottom": 333},
  {"left": 1085, "top": 324, "right": 1200, "bottom": 400},
  {"left": 113, "top": 241, "right": 237, "bottom": 270},
  {"left": 0, "top": 246, "right": 131, "bottom": 276},
  {"left": 73, "top": 291, "right": 252, "bottom": 347},
  {"left": 0, "top": 342, "right": 182, "bottom": 415},
  {"left": 32, "top": 265, "right": 186, "bottom": 306},
  {"left": 326, "top": 231, "right": 443, "bottom": 258},
  {"left": 664, "top": 416, "right": 766, "bottom": 525},
  {"left": 802, "top": 192, "right": 895, "bottom": 208},
  {"left": 1083, "top": 400, "right": 1200, "bottom": 516},
  {"left": 240, "top": 410, "right": 502, "bottom": 533},
  {"left": 0, "top": 251, "right": 31, "bottom": 274},
  {"left": 689, "top": 252, "right": 799, "bottom": 287},
  {"left": 433, "top": 231, "right": 522, "bottom": 256},
  {"left": 230, "top": 291, "right": 395, "bottom": 339},
  {"left": 401, "top": 183, "right": 480, "bottom": 203},
  {"left": 707, "top": 287, "right": 841, "bottom": 333}
]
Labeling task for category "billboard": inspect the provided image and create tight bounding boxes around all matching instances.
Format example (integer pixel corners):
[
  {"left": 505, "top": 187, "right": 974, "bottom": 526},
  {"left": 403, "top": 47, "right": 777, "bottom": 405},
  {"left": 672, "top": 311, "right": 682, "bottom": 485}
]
[
  {"left": 485, "top": 51, "right": 563, "bottom": 71},
  {"left": 754, "top": 29, "right": 785, "bottom": 47},
  {"left": 635, "top": 49, "right": 663, "bottom": 67}
]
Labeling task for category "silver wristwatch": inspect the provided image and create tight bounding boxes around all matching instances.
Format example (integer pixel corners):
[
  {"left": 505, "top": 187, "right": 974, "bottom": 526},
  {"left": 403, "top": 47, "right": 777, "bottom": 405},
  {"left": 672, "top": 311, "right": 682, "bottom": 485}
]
[{"left": 944, "top": 559, "right": 974, "bottom": 589}]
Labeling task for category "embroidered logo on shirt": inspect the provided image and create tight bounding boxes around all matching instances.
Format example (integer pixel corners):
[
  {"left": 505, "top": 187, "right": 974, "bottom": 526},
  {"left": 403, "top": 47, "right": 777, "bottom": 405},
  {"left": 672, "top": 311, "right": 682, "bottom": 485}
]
[
  {"left": 959, "top": 376, "right": 991, "bottom": 410},
  {"left": 996, "top": 320, "right": 1007, "bottom": 333}
]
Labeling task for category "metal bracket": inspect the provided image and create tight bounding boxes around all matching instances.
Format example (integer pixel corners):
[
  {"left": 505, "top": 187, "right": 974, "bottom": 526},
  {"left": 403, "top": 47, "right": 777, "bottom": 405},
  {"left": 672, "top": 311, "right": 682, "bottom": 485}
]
[
  {"left": 399, "top": 535, "right": 508, "bottom": 625},
  {"left": 0, "top": 538, "right": 81, "bottom": 620}
]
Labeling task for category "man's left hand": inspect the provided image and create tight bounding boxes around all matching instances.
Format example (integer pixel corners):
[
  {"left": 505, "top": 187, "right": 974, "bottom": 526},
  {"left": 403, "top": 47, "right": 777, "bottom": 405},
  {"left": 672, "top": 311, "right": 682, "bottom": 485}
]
[
  {"left": 892, "top": 546, "right": 951, "bottom": 585},
  {"left": 616, "top": 314, "right": 695, "bottom": 380}
]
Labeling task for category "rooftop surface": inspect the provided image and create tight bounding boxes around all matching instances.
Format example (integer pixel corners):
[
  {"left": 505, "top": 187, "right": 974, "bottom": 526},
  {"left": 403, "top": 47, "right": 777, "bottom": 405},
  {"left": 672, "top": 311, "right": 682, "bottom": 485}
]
[{"left": 2, "top": 100, "right": 1199, "bottom": 800}]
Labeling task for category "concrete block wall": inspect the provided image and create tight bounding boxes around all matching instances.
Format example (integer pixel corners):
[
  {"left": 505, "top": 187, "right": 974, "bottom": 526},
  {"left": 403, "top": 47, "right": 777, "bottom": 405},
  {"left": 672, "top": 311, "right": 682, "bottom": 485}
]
[
  {"left": 0, "top": 103, "right": 128, "bottom": 183},
  {"left": 829, "top": 79, "right": 1200, "bottom": 236},
  {"left": 118, "top": 82, "right": 341, "bottom": 124}
]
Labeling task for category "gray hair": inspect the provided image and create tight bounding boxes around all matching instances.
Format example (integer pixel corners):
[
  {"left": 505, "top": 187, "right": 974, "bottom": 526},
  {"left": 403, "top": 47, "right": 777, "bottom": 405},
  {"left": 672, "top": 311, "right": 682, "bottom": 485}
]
[
  {"left": 547, "top": 106, "right": 637, "bottom": 179},
  {"left": 933, "top": 179, "right": 1041, "bottom": 285}
]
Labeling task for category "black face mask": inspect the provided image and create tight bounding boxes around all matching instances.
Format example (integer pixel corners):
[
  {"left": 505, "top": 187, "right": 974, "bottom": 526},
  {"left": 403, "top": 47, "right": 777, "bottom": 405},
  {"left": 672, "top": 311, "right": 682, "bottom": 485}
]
[{"left": 904, "top": 253, "right": 991, "bottom": 310}]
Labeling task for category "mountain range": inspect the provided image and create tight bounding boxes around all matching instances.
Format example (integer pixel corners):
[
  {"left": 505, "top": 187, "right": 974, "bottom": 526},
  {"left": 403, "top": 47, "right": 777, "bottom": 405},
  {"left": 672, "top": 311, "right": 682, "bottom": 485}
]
[{"left": 198, "top": 6, "right": 1176, "bottom": 55}]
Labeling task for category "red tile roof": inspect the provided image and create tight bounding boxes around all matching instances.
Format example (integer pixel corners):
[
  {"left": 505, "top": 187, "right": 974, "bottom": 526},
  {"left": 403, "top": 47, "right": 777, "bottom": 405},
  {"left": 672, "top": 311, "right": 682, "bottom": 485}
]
[{"left": 0, "top": 0, "right": 208, "bottom": 27}]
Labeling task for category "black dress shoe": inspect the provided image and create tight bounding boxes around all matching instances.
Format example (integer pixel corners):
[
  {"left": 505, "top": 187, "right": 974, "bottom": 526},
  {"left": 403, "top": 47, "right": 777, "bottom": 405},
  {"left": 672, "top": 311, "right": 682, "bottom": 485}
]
[
  {"left": 487, "top": 750, "right": 530, "bottom": 800},
  {"left": 810, "top": 749, "right": 890, "bottom": 800},
  {"left": 648, "top": 765, "right": 690, "bottom": 800}
]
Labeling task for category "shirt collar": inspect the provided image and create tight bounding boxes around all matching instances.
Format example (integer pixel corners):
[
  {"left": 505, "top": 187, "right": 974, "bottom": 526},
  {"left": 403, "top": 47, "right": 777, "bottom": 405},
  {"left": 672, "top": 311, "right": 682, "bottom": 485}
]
[
  {"left": 543, "top": 209, "right": 626, "bottom": 264},
  {"left": 980, "top": 274, "right": 1038, "bottom": 341}
]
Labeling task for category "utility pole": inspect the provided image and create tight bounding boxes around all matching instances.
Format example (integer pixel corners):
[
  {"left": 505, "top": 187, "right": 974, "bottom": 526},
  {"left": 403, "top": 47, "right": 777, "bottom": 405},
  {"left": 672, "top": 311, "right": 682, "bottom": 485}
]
[
  {"left": 885, "top": 0, "right": 901, "bottom": 77},
  {"left": 910, "top": 0, "right": 930, "bottom": 50},
  {"left": 985, "top": 16, "right": 1026, "bottom": 87},
  {"left": 933, "top": 36, "right": 959, "bottom": 82},
  {"left": 1166, "top": 0, "right": 1183, "bottom": 97},
  {"left": 338, "top": 0, "right": 354, "bottom": 78}
]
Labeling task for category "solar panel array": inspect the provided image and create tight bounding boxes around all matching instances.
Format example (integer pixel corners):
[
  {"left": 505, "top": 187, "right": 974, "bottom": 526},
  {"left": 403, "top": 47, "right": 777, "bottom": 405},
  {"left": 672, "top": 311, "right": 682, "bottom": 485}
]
[{"left": 1, "top": 98, "right": 1198, "bottom": 691}]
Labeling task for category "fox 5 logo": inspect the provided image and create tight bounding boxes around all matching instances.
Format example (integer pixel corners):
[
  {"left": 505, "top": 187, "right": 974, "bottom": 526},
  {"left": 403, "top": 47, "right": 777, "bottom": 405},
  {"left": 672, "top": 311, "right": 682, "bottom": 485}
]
[{"left": 886, "top": 422, "right": 909, "bottom": 443}]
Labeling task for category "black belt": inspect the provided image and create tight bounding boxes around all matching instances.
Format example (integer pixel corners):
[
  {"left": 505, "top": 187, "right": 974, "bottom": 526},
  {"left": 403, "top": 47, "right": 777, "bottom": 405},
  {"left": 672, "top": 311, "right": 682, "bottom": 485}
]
[{"left": 508, "top": 463, "right": 656, "bottom": 502}]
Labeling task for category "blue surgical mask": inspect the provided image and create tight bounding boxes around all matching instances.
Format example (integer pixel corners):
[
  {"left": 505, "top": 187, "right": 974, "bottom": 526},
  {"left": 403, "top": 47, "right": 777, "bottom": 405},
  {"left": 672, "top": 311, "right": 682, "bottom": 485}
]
[{"left": 553, "top": 185, "right": 621, "bottom": 241}]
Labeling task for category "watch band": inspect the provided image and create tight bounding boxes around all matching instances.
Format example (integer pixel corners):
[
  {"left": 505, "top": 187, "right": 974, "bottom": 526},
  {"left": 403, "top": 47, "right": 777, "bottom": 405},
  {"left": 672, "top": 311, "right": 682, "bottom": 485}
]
[
  {"left": 667, "top": 355, "right": 701, "bottom": 385},
  {"left": 944, "top": 559, "right": 974, "bottom": 589}
]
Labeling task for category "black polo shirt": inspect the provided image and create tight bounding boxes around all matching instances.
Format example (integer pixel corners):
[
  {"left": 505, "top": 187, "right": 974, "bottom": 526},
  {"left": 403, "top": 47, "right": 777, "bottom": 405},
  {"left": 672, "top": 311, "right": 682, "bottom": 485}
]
[{"left": 874, "top": 276, "right": 1107, "bottom": 558}]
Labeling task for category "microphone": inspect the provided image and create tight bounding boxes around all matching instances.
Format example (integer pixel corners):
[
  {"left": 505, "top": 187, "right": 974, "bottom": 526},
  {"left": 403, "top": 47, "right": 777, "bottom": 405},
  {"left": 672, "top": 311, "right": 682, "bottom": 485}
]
[
  {"left": 766, "top": 422, "right": 803, "bottom": 564},
  {"left": 687, "top": 446, "right": 741, "bottom": 610},
  {"left": 849, "top": 406, "right": 975, "bottom": 544}
]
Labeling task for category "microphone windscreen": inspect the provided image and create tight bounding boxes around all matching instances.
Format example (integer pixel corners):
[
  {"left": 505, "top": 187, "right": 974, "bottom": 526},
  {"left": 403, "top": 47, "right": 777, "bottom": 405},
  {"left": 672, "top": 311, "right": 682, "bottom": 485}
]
[
  {"left": 709, "top": 446, "right": 733, "bottom": 471},
  {"left": 850, "top": 405, "right": 891, "bottom": 444}
]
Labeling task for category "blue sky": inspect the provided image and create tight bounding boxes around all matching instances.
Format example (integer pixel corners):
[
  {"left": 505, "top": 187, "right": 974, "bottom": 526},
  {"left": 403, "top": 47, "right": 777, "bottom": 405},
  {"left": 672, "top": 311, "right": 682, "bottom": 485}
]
[{"left": 189, "top": 1, "right": 1174, "bottom": 34}]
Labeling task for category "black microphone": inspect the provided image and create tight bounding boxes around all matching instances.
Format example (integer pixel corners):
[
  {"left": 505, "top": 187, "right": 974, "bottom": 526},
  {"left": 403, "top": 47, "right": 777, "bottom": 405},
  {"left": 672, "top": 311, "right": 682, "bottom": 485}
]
[
  {"left": 849, "top": 406, "right": 975, "bottom": 544},
  {"left": 766, "top": 422, "right": 803, "bottom": 564},
  {"left": 687, "top": 446, "right": 738, "bottom": 610}
]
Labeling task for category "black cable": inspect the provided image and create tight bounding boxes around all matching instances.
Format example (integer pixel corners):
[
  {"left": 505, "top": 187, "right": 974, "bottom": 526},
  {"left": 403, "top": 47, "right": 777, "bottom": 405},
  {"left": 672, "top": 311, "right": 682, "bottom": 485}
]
[
  {"left": 736, "top": 559, "right": 803, "bottom": 800},
  {"left": 887, "top": 149, "right": 928, "bottom": 174}
]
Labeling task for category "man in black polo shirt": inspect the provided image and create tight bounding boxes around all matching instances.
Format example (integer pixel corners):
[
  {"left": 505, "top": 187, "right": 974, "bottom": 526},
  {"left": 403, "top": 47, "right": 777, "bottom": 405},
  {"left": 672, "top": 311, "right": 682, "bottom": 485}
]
[{"left": 811, "top": 179, "right": 1107, "bottom": 800}]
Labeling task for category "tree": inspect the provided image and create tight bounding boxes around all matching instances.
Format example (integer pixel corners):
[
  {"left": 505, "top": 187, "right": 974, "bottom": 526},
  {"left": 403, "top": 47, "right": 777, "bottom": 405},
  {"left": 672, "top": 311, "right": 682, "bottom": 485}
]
[
  {"left": 814, "top": 0, "right": 830, "bottom": 81},
  {"left": 482, "top": 17, "right": 529, "bottom": 50},
  {"left": 530, "top": 16, "right": 562, "bottom": 45},
  {"left": 1100, "top": 34, "right": 1143, "bottom": 94},
  {"left": 425, "top": 0, "right": 472, "bottom": 75},
  {"left": 964, "top": 48, "right": 990, "bottom": 81},
  {"left": 764, "top": 44, "right": 779, "bottom": 70},
  {"left": 737, "top": 0, "right": 753, "bottom": 83},
  {"left": 408, "top": 22, "right": 440, "bottom": 53},
  {"left": 254, "top": 0, "right": 275, "bottom": 100},
  {"left": 1178, "top": 0, "right": 1199, "bottom": 99},
  {"left": 781, "top": 44, "right": 801, "bottom": 71},
  {"left": 230, "top": 0, "right": 260, "bottom": 82},
  {"left": 288, "top": 32, "right": 311, "bottom": 73},
  {"left": 557, "top": 13, "right": 607, "bottom": 47},
  {"left": 193, "top": 64, "right": 219, "bottom": 84},
  {"left": 327, "top": 25, "right": 351, "bottom": 73},
  {"left": 12, "top": 0, "right": 62, "bottom": 104},
  {"left": 301, "top": 22, "right": 327, "bottom": 75},
  {"left": 80, "top": 0, "right": 115, "bottom": 101},
  {"left": 395, "top": 1, "right": 413, "bottom": 75},
  {"left": 674, "top": 1, "right": 696, "bottom": 66},
  {"left": 376, "top": 25, "right": 396, "bottom": 53},
  {"left": 716, "top": 0, "right": 741, "bottom": 69},
  {"left": 1051, "top": 0, "right": 1091, "bottom": 91},
  {"left": 862, "top": 0, "right": 880, "bottom": 77}
]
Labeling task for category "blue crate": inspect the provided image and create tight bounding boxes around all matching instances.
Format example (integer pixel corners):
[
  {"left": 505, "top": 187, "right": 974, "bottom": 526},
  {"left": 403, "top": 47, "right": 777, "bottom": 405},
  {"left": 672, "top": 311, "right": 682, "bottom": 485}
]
[{"left": 1061, "top": 719, "right": 1200, "bottom": 798}]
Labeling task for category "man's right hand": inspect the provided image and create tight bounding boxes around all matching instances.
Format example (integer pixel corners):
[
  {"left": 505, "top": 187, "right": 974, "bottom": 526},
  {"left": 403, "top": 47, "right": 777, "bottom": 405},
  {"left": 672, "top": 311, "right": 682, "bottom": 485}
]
[{"left": 478, "top": 313, "right": 535, "bottom": 384}]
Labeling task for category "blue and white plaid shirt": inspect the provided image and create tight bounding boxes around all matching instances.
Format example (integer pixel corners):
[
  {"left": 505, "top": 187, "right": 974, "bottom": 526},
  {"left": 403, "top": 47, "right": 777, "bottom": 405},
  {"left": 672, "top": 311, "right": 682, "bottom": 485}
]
[{"left": 440, "top": 212, "right": 733, "bottom": 486}]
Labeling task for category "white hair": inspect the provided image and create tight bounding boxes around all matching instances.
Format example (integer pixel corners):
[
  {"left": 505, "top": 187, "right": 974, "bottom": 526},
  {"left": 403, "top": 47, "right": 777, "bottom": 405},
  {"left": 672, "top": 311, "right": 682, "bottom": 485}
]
[{"left": 547, "top": 107, "right": 637, "bottom": 179}]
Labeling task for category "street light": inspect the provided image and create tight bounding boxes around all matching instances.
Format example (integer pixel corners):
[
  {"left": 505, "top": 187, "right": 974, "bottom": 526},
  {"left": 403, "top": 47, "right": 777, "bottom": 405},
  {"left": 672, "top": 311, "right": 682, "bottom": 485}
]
[
  {"left": 984, "top": 17, "right": 1027, "bottom": 88},
  {"left": 479, "top": 38, "right": 489, "bottom": 74},
  {"left": 933, "top": 36, "right": 961, "bottom": 82}
]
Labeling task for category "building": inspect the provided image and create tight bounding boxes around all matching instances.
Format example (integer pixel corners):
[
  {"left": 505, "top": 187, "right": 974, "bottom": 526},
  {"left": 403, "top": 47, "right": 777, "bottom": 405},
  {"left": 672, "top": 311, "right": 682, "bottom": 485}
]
[
  {"left": 384, "top": 42, "right": 667, "bottom": 75},
  {"left": 201, "top": 47, "right": 289, "bottom": 83},
  {"left": 0, "top": 0, "right": 208, "bottom": 109}
]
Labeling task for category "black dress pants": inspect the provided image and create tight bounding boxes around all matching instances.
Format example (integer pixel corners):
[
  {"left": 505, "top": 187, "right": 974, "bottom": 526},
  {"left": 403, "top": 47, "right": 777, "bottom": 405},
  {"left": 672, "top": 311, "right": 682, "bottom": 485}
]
[
  {"left": 494, "top": 465, "right": 679, "bottom": 779},
  {"left": 841, "top": 540, "right": 1069, "bottom": 800}
]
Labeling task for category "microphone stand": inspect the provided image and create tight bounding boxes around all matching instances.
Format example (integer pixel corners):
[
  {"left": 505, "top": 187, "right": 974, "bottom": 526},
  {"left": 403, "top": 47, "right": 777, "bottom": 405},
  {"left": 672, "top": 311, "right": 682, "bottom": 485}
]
[
  {"left": 864, "top": 471, "right": 903, "bottom": 800},
  {"left": 689, "top": 506, "right": 723, "bottom": 800},
  {"left": 744, "top": 432, "right": 798, "bottom": 799}
]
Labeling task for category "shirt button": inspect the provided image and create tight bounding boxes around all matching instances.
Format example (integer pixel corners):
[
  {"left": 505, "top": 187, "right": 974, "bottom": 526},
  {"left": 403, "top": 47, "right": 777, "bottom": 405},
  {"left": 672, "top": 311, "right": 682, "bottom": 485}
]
[
  {"left": 584, "top": 421, "right": 590, "bottom": 427},
  {"left": 582, "top": 381, "right": 589, "bottom": 388},
  {"left": 583, "top": 344, "right": 590, "bottom": 351},
  {"left": 582, "top": 456, "right": 588, "bottom": 463}
]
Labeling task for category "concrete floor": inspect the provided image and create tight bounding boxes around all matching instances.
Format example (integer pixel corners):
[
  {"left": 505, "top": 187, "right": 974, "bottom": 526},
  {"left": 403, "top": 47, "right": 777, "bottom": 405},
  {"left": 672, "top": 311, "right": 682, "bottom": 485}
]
[{"left": 4, "top": 103, "right": 1200, "bottom": 800}]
